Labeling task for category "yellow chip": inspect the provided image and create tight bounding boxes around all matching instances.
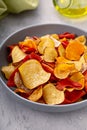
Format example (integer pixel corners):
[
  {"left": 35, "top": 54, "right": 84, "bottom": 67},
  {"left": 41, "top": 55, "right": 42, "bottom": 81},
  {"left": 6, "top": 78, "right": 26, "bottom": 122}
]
[
  {"left": 43, "top": 83, "right": 64, "bottom": 105},
  {"left": 1, "top": 64, "right": 15, "bottom": 79},
  {"left": 12, "top": 46, "right": 26, "bottom": 63},
  {"left": 75, "top": 35, "right": 86, "bottom": 45},
  {"left": 38, "top": 35, "right": 55, "bottom": 54},
  {"left": 28, "top": 86, "right": 43, "bottom": 102},
  {"left": 54, "top": 63, "right": 75, "bottom": 79},
  {"left": 19, "top": 59, "right": 51, "bottom": 89},
  {"left": 70, "top": 72, "right": 85, "bottom": 90},
  {"left": 58, "top": 44, "right": 65, "bottom": 57},
  {"left": 43, "top": 47, "right": 58, "bottom": 62}
]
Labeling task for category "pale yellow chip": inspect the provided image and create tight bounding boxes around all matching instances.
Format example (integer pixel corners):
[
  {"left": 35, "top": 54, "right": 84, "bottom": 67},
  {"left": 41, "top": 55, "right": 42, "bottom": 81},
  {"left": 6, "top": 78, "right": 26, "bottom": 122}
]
[
  {"left": 73, "top": 55, "right": 85, "bottom": 71},
  {"left": 1, "top": 64, "right": 15, "bottom": 79},
  {"left": 43, "top": 83, "right": 64, "bottom": 105},
  {"left": 54, "top": 63, "right": 75, "bottom": 79},
  {"left": 50, "top": 36, "right": 61, "bottom": 47},
  {"left": 43, "top": 47, "right": 58, "bottom": 62},
  {"left": 12, "top": 46, "right": 26, "bottom": 63},
  {"left": 58, "top": 44, "right": 65, "bottom": 57},
  {"left": 18, "top": 59, "right": 51, "bottom": 89},
  {"left": 38, "top": 35, "right": 55, "bottom": 54},
  {"left": 28, "top": 86, "right": 43, "bottom": 102}
]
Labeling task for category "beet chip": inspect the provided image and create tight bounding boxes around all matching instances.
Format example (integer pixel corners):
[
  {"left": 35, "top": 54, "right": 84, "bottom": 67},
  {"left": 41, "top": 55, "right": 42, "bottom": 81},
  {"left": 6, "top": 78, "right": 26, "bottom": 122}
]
[
  {"left": 62, "top": 90, "right": 86, "bottom": 104},
  {"left": 56, "top": 78, "right": 82, "bottom": 91}
]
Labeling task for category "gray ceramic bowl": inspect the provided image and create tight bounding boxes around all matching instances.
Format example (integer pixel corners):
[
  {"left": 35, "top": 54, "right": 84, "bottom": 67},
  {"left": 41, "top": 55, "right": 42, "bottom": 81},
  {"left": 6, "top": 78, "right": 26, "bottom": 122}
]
[{"left": 0, "top": 24, "right": 87, "bottom": 112}]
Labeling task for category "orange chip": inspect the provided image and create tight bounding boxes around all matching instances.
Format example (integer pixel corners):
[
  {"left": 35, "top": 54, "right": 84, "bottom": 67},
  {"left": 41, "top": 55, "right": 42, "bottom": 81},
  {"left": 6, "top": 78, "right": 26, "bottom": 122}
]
[
  {"left": 56, "top": 56, "right": 71, "bottom": 64},
  {"left": 54, "top": 63, "right": 75, "bottom": 79},
  {"left": 66, "top": 40, "right": 85, "bottom": 60}
]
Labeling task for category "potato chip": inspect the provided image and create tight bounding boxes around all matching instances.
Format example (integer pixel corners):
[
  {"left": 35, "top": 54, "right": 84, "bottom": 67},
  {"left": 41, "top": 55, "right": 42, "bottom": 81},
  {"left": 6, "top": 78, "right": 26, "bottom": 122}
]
[
  {"left": 54, "top": 63, "right": 75, "bottom": 79},
  {"left": 43, "top": 83, "right": 64, "bottom": 105},
  {"left": 12, "top": 46, "right": 26, "bottom": 63},
  {"left": 43, "top": 47, "right": 58, "bottom": 62},
  {"left": 75, "top": 35, "right": 86, "bottom": 45},
  {"left": 38, "top": 35, "right": 55, "bottom": 54},
  {"left": 28, "top": 86, "right": 42, "bottom": 102},
  {"left": 19, "top": 59, "right": 51, "bottom": 89},
  {"left": 1, "top": 64, "right": 15, "bottom": 79},
  {"left": 58, "top": 44, "right": 65, "bottom": 57}
]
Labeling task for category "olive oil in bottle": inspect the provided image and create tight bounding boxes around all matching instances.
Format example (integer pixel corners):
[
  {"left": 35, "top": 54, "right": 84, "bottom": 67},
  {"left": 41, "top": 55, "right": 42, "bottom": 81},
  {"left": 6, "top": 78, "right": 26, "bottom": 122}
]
[{"left": 53, "top": 0, "right": 87, "bottom": 18}]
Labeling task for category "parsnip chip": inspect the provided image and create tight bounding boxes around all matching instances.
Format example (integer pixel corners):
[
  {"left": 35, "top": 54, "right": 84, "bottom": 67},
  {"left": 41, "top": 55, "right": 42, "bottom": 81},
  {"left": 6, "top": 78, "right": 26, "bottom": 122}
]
[
  {"left": 12, "top": 46, "right": 26, "bottom": 63},
  {"left": 38, "top": 35, "right": 55, "bottom": 54},
  {"left": 50, "top": 36, "right": 61, "bottom": 47},
  {"left": 73, "top": 55, "right": 85, "bottom": 71},
  {"left": 19, "top": 59, "right": 51, "bottom": 89},
  {"left": 54, "top": 63, "right": 75, "bottom": 79},
  {"left": 43, "top": 83, "right": 64, "bottom": 105},
  {"left": 66, "top": 40, "right": 85, "bottom": 60},
  {"left": 43, "top": 47, "right": 58, "bottom": 62},
  {"left": 28, "top": 86, "right": 42, "bottom": 102}
]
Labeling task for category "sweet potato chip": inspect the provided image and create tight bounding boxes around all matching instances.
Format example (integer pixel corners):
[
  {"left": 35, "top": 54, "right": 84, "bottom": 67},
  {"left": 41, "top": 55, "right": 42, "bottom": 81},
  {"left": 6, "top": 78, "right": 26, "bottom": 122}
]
[
  {"left": 28, "top": 86, "right": 43, "bottom": 102},
  {"left": 56, "top": 56, "right": 71, "bottom": 64},
  {"left": 66, "top": 40, "right": 85, "bottom": 60},
  {"left": 43, "top": 47, "right": 58, "bottom": 62},
  {"left": 12, "top": 46, "right": 26, "bottom": 63},
  {"left": 54, "top": 63, "right": 75, "bottom": 79},
  {"left": 18, "top": 59, "right": 51, "bottom": 89},
  {"left": 43, "top": 83, "right": 64, "bottom": 105}
]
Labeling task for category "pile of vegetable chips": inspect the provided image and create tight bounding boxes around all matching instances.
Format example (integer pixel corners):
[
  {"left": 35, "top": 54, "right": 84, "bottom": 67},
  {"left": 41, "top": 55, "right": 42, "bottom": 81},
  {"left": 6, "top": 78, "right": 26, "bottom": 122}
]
[{"left": 1, "top": 32, "right": 87, "bottom": 105}]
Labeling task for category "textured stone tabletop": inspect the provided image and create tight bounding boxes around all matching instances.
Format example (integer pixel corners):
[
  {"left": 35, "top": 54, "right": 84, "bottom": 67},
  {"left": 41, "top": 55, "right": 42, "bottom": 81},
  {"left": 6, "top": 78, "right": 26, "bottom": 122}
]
[{"left": 0, "top": 1, "right": 87, "bottom": 130}]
